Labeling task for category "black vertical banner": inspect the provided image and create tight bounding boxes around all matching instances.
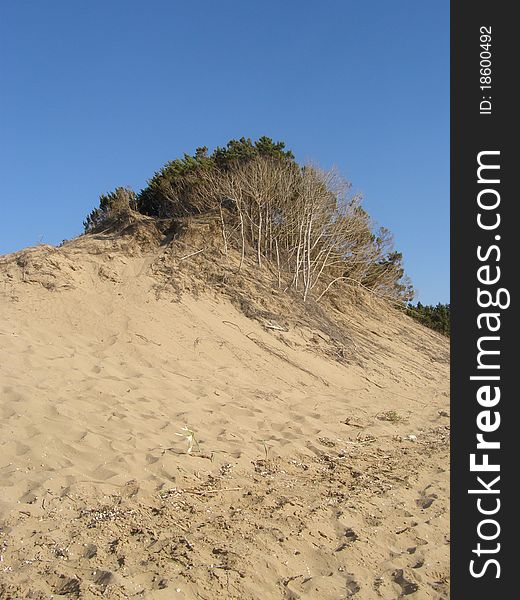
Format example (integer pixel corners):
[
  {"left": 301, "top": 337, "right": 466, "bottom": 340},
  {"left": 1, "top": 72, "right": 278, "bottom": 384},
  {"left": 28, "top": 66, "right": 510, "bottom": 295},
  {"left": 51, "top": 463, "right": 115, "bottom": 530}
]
[{"left": 451, "top": 1, "right": 514, "bottom": 598}]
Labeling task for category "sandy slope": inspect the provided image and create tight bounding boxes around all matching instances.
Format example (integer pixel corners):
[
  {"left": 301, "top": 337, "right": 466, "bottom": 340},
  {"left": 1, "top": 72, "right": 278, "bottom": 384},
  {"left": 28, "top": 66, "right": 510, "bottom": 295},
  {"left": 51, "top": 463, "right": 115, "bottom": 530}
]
[{"left": 0, "top": 234, "right": 449, "bottom": 599}]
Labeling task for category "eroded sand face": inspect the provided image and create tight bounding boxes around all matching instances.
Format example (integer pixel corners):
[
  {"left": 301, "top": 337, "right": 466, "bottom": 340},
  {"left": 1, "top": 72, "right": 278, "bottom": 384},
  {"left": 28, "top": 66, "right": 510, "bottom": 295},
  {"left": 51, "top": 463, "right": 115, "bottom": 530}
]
[{"left": 0, "top": 240, "right": 449, "bottom": 599}]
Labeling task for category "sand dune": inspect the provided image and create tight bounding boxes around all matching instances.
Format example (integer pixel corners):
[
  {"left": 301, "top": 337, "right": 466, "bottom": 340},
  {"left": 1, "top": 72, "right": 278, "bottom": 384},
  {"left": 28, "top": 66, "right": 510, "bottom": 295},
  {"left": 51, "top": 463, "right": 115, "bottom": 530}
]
[{"left": 0, "top": 233, "right": 449, "bottom": 599}]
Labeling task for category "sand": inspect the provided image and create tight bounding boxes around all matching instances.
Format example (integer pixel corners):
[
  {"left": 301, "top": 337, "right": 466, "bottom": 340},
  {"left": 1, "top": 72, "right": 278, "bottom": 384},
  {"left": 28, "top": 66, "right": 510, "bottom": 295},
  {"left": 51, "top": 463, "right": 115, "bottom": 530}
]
[{"left": 0, "top": 234, "right": 449, "bottom": 599}]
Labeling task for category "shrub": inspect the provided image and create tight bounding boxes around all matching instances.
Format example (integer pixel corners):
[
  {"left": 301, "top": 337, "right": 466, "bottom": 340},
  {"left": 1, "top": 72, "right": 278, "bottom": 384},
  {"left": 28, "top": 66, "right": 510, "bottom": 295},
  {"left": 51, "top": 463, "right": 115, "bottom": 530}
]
[
  {"left": 84, "top": 137, "right": 414, "bottom": 303},
  {"left": 83, "top": 187, "right": 137, "bottom": 232}
]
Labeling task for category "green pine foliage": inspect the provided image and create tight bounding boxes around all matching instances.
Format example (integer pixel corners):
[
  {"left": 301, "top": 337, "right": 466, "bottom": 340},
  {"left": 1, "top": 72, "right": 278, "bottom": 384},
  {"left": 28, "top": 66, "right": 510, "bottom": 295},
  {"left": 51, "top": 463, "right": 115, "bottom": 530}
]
[
  {"left": 406, "top": 302, "right": 450, "bottom": 336},
  {"left": 137, "top": 137, "right": 295, "bottom": 218}
]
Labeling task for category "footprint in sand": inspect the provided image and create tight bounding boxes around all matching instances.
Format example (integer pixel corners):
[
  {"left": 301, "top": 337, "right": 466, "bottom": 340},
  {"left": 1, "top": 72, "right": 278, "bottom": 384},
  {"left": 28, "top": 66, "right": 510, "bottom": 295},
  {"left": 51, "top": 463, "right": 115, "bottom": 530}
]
[
  {"left": 345, "top": 575, "right": 360, "bottom": 597},
  {"left": 392, "top": 569, "right": 419, "bottom": 596},
  {"left": 336, "top": 528, "right": 358, "bottom": 552},
  {"left": 415, "top": 491, "right": 437, "bottom": 510},
  {"left": 0, "top": 405, "right": 17, "bottom": 419}
]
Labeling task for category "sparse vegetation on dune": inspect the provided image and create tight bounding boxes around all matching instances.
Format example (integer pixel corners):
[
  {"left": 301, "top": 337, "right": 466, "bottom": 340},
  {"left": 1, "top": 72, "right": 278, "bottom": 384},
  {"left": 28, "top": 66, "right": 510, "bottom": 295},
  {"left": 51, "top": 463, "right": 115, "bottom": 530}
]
[{"left": 84, "top": 137, "right": 414, "bottom": 304}]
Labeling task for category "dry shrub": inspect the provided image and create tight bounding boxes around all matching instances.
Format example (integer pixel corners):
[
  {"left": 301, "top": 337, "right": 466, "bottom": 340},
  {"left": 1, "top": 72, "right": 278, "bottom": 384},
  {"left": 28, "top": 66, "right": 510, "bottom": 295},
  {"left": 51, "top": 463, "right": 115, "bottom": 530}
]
[{"left": 189, "top": 157, "right": 411, "bottom": 303}]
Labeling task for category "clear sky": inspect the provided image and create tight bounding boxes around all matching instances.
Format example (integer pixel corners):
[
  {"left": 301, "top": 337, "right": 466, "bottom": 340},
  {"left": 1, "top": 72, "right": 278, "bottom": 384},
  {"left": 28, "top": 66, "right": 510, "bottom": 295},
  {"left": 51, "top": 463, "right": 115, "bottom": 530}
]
[{"left": 0, "top": 0, "right": 449, "bottom": 304}]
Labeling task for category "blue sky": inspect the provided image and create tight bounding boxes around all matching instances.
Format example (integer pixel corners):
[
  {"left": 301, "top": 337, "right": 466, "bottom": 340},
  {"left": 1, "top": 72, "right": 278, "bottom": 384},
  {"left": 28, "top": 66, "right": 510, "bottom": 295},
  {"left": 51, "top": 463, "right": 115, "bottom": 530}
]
[{"left": 0, "top": 1, "right": 449, "bottom": 303}]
